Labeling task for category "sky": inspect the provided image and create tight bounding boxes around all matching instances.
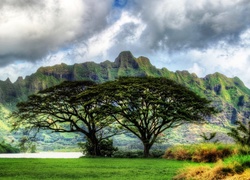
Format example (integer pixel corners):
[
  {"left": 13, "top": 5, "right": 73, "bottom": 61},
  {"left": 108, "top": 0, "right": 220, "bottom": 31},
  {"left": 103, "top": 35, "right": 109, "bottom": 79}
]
[{"left": 1, "top": 0, "right": 250, "bottom": 87}]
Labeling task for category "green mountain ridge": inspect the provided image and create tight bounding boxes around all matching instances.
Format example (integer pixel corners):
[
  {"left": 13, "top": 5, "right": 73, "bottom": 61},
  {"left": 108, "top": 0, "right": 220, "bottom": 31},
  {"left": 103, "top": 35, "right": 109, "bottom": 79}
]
[{"left": 0, "top": 51, "right": 250, "bottom": 145}]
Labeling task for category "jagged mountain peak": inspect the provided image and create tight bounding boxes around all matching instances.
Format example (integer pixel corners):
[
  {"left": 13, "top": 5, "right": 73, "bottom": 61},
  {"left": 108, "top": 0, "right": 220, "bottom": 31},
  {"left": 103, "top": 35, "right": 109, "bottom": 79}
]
[
  {"left": 0, "top": 51, "right": 250, "bottom": 128},
  {"left": 37, "top": 63, "right": 70, "bottom": 73},
  {"left": 114, "top": 51, "right": 139, "bottom": 69},
  {"left": 116, "top": 51, "right": 134, "bottom": 59},
  {"left": 14, "top": 76, "right": 24, "bottom": 84},
  {"left": 1, "top": 51, "right": 250, "bottom": 145},
  {"left": 136, "top": 56, "right": 153, "bottom": 67},
  {"left": 204, "top": 72, "right": 228, "bottom": 80},
  {"left": 203, "top": 72, "right": 247, "bottom": 89},
  {"left": 5, "top": 78, "right": 11, "bottom": 83}
]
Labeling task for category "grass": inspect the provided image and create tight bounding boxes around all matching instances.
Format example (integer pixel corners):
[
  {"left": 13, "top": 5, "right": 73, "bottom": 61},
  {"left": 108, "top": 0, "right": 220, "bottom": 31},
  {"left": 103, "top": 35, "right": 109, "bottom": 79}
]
[
  {"left": 0, "top": 158, "right": 198, "bottom": 180},
  {"left": 174, "top": 155, "right": 250, "bottom": 180},
  {"left": 164, "top": 143, "right": 250, "bottom": 179}
]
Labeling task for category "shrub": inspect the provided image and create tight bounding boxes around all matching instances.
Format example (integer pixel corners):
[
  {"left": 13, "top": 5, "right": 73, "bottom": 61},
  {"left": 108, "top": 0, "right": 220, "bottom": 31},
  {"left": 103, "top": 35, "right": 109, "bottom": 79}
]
[
  {"left": 99, "top": 139, "right": 118, "bottom": 157},
  {"left": 113, "top": 150, "right": 144, "bottom": 158},
  {"left": 163, "top": 143, "right": 237, "bottom": 163},
  {"left": 78, "top": 139, "right": 118, "bottom": 157},
  {"left": 164, "top": 147, "right": 192, "bottom": 161},
  {"left": 227, "top": 120, "right": 250, "bottom": 147},
  {"left": 0, "top": 141, "right": 20, "bottom": 153},
  {"left": 150, "top": 150, "right": 165, "bottom": 158},
  {"left": 113, "top": 150, "right": 165, "bottom": 158},
  {"left": 238, "top": 146, "right": 250, "bottom": 155}
]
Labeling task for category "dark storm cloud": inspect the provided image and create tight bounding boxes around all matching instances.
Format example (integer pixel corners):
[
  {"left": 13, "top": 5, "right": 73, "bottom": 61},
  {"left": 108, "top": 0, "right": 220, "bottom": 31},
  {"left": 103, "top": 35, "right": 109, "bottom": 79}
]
[
  {"left": 130, "top": 0, "right": 250, "bottom": 51},
  {"left": 115, "top": 22, "right": 139, "bottom": 42},
  {"left": 1, "top": 0, "right": 250, "bottom": 69},
  {"left": 0, "top": 0, "right": 113, "bottom": 67},
  {"left": 0, "top": 0, "right": 45, "bottom": 8}
]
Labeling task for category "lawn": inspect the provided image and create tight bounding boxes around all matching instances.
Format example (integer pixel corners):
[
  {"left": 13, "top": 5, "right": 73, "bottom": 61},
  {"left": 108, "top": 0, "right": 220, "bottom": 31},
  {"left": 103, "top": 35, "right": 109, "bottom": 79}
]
[{"left": 0, "top": 158, "right": 198, "bottom": 180}]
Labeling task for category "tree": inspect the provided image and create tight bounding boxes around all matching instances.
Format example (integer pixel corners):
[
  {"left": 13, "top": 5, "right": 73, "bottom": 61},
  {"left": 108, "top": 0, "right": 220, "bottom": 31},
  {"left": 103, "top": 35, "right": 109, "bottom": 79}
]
[
  {"left": 200, "top": 132, "right": 218, "bottom": 143},
  {"left": 227, "top": 120, "right": 250, "bottom": 147},
  {"left": 12, "top": 81, "right": 117, "bottom": 156},
  {"left": 80, "top": 77, "right": 217, "bottom": 157},
  {"left": 18, "top": 136, "right": 29, "bottom": 152}
]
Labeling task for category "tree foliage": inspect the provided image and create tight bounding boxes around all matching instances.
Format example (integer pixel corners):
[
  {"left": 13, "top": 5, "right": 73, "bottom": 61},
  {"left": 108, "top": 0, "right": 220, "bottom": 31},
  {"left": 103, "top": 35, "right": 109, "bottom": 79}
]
[
  {"left": 200, "top": 132, "right": 218, "bottom": 143},
  {"left": 12, "top": 81, "right": 117, "bottom": 156},
  {"left": 0, "top": 141, "right": 20, "bottom": 153},
  {"left": 12, "top": 77, "right": 217, "bottom": 157},
  {"left": 227, "top": 121, "right": 250, "bottom": 147},
  {"left": 78, "top": 77, "right": 217, "bottom": 157}
]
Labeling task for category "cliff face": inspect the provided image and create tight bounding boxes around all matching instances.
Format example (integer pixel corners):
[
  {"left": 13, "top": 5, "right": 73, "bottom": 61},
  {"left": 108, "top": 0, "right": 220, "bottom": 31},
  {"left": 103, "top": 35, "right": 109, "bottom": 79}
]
[{"left": 0, "top": 51, "right": 250, "bottom": 128}]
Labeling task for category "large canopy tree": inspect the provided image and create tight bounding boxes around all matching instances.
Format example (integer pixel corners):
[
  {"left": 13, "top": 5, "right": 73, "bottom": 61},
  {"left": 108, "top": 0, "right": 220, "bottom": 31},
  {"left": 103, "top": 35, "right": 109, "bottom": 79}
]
[
  {"left": 79, "top": 77, "right": 217, "bottom": 157},
  {"left": 12, "top": 81, "right": 117, "bottom": 156}
]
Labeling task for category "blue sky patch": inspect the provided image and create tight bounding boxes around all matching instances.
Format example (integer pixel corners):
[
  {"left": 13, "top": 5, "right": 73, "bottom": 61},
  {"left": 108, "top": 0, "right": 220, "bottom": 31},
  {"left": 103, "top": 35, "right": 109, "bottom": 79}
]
[{"left": 113, "top": 0, "right": 127, "bottom": 8}]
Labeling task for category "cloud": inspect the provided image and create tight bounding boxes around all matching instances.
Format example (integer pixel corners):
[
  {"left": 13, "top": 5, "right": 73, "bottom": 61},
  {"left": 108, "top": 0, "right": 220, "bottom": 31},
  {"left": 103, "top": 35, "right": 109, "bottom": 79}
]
[
  {"left": 2, "top": 0, "right": 250, "bottom": 66},
  {"left": 60, "top": 11, "right": 146, "bottom": 63},
  {"left": 70, "top": 0, "right": 250, "bottom": 62},
  {"left": 0, "top": 0, "right": 113, "bottom": 66},
  {"left": 1, "top": 0, "right": 250, "bottom": 88},
  {"left": 130, "top": 0, "right": 250, "bottom": 51}
]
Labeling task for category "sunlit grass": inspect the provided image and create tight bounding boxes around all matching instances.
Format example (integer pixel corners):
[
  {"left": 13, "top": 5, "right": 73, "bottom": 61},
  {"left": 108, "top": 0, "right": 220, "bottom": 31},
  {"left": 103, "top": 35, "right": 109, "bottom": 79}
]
[
  {"left": 0, "top": 158, "right": 198, "bottom": 180},
  {"left": 174, "top": 154, "right": 250, "bottom": 180},
  {"left": 223, "top": 154, "right": 250, "bottom": 167}
]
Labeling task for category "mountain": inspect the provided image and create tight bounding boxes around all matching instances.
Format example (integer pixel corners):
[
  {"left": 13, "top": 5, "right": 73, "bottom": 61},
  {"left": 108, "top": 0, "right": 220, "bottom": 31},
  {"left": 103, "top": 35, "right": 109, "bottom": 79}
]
[{"left": 1, "top": 51, "right": 250, "bottom": 145}]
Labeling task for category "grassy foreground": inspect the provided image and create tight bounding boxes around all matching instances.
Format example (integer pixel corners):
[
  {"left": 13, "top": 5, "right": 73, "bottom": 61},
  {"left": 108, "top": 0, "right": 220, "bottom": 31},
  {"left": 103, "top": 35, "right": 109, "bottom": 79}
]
[{"left": 0, "top": 158, "right": 198, "bottom": 180}]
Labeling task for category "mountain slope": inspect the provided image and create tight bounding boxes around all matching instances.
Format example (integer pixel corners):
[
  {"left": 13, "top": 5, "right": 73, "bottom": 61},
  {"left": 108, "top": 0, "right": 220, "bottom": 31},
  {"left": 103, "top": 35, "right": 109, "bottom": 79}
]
[
  {"left": 1, "top": 51, "right": 250, "bottom": 145},
  {"left": 0, "top": 51, "right": 249, "bottom": 124}
]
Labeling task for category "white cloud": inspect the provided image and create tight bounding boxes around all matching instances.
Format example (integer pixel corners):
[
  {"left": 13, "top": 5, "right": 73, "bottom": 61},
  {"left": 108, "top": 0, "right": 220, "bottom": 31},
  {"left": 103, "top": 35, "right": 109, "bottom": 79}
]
[
  {"left": 56, "top": 11, "right": 146, "bottom": 63},
  {"left": 188, "top": 63, "right": 205, "bottom": 77},
  {"left": 1, "top": 0, "right": 250, "bottom": 88},
  {"left": 0, "top": 0, "right": 113, "bottom": 65},
  {"left": 0, "top": 62, "right": 38, "bottom": 82},
  {"left": 133, "top": 0, "right": 250, "bottom": 50}
]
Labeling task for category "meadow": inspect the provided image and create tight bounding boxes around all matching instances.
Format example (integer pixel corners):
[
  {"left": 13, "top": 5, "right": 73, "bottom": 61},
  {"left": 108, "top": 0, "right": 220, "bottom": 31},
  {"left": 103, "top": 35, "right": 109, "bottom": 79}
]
[{"left": 0, "top": 158, "right": 199, "bottom": 180}]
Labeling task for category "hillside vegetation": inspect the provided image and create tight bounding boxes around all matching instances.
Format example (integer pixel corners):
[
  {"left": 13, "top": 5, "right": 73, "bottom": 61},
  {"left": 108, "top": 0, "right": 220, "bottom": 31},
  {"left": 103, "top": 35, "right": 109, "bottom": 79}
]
[{"left": 1, "top": 51, "right": 250, "bottom": 147}]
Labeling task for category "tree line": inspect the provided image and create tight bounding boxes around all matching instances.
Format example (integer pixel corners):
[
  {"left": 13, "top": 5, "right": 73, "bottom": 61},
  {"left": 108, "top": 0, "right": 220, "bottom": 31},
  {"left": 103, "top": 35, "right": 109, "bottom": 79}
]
[{"left": 11, "top": 77, "right": 217, "bottom": 157}]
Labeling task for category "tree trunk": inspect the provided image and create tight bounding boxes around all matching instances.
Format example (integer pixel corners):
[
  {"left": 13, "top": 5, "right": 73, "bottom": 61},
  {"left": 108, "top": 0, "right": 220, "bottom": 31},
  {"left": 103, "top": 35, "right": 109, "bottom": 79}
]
[
  {"left": 92, "top": 142, "right": 101, "bottom": 156},
  {"left": 143, "top": 143, "right": 152, "bottom": 158},
  {"left": 88, "top": 133, "right": 101, "bottom": 156}
]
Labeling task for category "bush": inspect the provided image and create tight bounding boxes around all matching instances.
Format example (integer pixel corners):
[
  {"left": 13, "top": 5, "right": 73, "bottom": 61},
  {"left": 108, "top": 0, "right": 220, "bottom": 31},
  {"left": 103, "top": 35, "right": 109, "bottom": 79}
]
[
  {"left": 99, "top": 139, "right": 118, "bottom": 157},
  {"left": 227, "top": 120, "right": 250, "bottom": 148},
  {"left": 113, "top": 150, "right": 165, "bottom": 158},
  {"left": 163, "top": 143, "right": 237, "bottom": 163},
  {"left": 0, "top": 141, "right": 20, "bottom": 153},
  {"left": 150, "top": 150, "right": 165, "bottom": 158},
  {"left": 113, "top": 150, "right": 144, "bottom": 158},
  {"left": 78, "top": 138, "right": 118, "bottom": 157},
  {"left": 164, "top": 146, "right": 192, "bottom": 161},
  {"left": 238, "top": 146, "right": 250, "bottom": 155}
]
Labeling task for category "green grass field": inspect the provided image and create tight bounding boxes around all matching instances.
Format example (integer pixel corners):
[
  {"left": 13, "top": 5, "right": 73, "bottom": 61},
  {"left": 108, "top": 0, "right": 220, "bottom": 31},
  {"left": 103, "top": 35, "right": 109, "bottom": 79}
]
[{"left": 0, "top": 158, "right": 198, "bottom": 180}]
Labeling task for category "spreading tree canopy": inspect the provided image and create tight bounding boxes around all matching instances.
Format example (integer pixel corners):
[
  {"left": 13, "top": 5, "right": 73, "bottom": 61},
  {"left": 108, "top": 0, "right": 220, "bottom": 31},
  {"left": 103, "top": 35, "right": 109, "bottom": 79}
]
[
  {"left": 12, "top": 81, "right": 117, "bottom": 156},
  {"left": 12, "top": 77, "right": 217, "bottom": 157},
  {"left": 78, "top": 77, "right": 217, "bottom": 157}
]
